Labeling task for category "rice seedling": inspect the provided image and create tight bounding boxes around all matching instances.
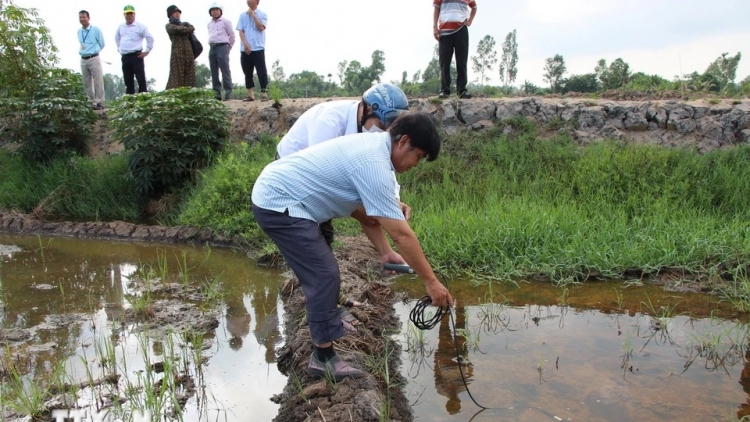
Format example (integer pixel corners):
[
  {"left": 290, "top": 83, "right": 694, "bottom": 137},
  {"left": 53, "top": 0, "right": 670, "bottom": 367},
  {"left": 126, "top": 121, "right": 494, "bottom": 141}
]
[
  {"left": 613, "top": 287, "right": 624, "bottom": 310},
  {"left": 288, "top": 370, "right": 309, "bottom": 402},
  {"left": 175, "top": 249, "right": 191, "bottom": 287},
  {"left": 1, "top": 359, "right": 49, "bottom": 419},
  {"left": 640, "top": 294, "right": 680, "bottom": 333}
]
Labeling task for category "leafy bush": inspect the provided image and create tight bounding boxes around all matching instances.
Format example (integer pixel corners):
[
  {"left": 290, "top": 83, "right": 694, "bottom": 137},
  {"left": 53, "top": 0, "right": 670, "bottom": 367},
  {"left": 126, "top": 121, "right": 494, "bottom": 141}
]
[
  {"left": 109, "top": 87, "right": 230, "bottom": 196},
  {"left": 177, "top": 136, "right": 277, "bottom": 241},
  {"left": 0, "top": 0, "right": 58, "bottom": 97},
  {"left": 0, "top": 68, "right": 97, "bottom": 163}
]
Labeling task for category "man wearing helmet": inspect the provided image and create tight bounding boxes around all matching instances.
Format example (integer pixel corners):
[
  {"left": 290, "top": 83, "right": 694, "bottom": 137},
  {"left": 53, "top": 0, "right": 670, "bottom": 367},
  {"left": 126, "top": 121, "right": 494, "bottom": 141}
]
[
  {"left": 252, "top": 112, "right": 454, "bottom": 381},
  {"left": 207, "top": 3, "right": 235, "bottom": 100},
  {"left": 276, "top": 83, "right": 412, "bottom": 248}
]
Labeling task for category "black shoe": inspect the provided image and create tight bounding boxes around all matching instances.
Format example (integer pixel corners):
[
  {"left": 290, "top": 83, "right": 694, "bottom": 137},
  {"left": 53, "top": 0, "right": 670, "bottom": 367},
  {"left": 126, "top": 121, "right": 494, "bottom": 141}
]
[
  {"left": 438, "top": 92, "right": 449, "bottom": 99},
  {"left": 214, "top": 96, "right": 222, "bottom": 101},
  {"left": 93, "top": 103, "right": 105, "bottom": 110},
  {"left": 223, "top": 96, "right": 232, "bottom": 101},
  {"left": 459, "top": 91, "right": 473, "bottom": 99}
]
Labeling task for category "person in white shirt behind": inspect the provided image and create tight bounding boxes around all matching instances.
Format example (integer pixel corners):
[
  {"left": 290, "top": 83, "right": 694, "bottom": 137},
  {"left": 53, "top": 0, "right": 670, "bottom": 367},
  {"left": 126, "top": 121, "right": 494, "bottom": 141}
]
[
  {"left": 276, "top": 83, "right": 412, "bottom": 249},
  {"left": 115, "top": 5, "right": 154, "bottom": 94}
]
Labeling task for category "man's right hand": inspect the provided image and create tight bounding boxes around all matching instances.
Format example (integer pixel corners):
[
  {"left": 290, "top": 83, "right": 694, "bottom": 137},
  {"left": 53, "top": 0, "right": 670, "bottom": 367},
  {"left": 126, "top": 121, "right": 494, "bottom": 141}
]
[
  {"left": 433, "top": 27, "right": 440, "bottom": 41},
  {"left": 426, "top": 279, "right": 453, "bottom": 308}
]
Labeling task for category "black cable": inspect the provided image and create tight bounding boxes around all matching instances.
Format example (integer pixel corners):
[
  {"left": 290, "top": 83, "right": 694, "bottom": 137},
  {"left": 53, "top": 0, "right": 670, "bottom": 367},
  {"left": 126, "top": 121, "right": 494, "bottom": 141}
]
[{"left": 391, "top": 264, "right": 562, "bottom": 420}]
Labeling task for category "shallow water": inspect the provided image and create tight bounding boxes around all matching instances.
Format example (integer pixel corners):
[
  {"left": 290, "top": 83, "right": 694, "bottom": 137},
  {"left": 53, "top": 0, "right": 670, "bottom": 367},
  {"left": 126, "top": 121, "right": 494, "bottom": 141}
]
[
  {"left": 1, "top": 234, "right": 749, "bottom": 421},
  {"left": 392, "top": 277, "right": 749, "bottom": 421}
]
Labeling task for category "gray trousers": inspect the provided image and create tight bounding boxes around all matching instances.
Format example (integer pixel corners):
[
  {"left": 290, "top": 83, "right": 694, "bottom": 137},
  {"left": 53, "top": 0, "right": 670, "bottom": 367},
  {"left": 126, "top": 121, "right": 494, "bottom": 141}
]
[
  {"left": 252, "top": 205, "right": 344, "bottom": 345},
  {"left": 81, "top": 55, "right": 104, "bottom": 105},
  {"left": 209, "top": 44, "right": 232, "bottom": 98}
]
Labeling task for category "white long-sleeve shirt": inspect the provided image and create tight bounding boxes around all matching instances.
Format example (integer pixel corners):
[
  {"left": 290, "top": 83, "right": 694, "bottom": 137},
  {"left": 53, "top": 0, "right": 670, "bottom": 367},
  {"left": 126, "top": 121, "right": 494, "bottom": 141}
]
[{"left": 115, "top": 21, "right": 153, "bottom": 54}]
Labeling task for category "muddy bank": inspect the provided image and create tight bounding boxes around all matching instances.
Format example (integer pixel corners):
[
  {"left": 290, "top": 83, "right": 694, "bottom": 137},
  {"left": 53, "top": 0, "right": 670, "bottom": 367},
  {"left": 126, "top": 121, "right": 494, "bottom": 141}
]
[
  {"left": 0, "top": 210, "right": 247, "bottom": 248},
  {"left": 271, "top": 237, "right": 411, "bottom": 422}
]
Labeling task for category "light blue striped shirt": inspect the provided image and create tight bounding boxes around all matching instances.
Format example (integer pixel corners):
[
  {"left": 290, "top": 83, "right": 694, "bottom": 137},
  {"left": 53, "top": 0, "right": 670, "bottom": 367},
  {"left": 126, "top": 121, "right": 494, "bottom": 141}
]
[
  {"left": 236, "top": 8, "right": 267, "bottom": 52},
  {"left": 78, "top": 25, "right": 105, "bottom": 56},
  {"left": 252, "top": 132, "right": 404, "bottom": 223}
]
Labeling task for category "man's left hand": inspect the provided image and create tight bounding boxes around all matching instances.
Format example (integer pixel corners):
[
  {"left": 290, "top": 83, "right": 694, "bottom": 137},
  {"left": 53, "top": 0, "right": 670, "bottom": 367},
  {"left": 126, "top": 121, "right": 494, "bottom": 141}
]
[{"left": 398, "top": 201, "right": 411, "bottom": 221}]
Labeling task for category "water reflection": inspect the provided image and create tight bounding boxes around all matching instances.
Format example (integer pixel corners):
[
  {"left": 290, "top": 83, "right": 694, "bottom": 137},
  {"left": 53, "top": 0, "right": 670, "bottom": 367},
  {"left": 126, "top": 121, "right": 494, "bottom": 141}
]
[
  {"left": 434, "top": 304, "right": 471, "bottom": 415},
  {"left": 394, "top": 277, "right": 750, "bottom": 422},
  {"left": 0, "top": 234, "right": 287, "bottom": 422}
]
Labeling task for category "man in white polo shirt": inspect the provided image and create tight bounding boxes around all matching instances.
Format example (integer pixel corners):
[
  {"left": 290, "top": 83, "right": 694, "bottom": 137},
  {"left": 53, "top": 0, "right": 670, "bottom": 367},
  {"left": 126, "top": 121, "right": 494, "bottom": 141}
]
[{"left": 252, "top": 112, "right": 454, "bottom": 381}]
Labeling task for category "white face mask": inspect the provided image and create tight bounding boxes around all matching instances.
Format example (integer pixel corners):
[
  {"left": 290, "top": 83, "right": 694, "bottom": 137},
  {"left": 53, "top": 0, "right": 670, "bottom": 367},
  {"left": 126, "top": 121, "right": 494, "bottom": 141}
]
[{"left": 363, "top": 124, "right": 384, "bottom": 133}]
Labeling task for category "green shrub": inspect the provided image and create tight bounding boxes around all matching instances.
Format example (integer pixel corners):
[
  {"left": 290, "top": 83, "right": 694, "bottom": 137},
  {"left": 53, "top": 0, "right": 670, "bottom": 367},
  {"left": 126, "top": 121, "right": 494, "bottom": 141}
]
[
  {"left": 0, "top": 0, "right": 58, "bottom": 97},
  {"left": 1, "top": 69, "right": 97, "bottom": 163},
  {"left": 177, "top": 136, "right": 277, "bottom": 241},
  {"left": 109, "top": 87, "right": 230, "bottom": 196}
]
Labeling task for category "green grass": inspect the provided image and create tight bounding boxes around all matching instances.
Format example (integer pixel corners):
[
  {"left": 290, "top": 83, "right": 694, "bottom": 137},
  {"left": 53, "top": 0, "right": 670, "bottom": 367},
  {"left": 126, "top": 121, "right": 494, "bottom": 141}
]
[{"left": 0, "top": 151, "right": 142, "bottom": 221}]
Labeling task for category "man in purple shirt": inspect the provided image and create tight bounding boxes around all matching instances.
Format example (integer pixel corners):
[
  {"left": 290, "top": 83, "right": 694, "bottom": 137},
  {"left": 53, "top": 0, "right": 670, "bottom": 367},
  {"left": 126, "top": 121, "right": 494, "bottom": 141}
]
[{"left": 207, "top": 3, "right": 235, "bottom": 100}]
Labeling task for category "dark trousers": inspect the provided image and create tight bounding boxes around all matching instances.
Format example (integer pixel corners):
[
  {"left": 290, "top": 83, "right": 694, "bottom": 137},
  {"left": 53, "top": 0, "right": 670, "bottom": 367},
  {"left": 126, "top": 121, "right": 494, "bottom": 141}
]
[
  {"left": 240, "top": 49, "right": 268, "bottom": 91},
  {"left": 209, "top": 44, "right": 232, "bottom": 99},
  {"left": 439, "top": 25, "right": 469, "bottom": 95},
  {"left": 252, "top": 205, "right": 344, "bottom": 345},
  {"left": 121, "top": 53, "right": 147, "bottom": 94}
]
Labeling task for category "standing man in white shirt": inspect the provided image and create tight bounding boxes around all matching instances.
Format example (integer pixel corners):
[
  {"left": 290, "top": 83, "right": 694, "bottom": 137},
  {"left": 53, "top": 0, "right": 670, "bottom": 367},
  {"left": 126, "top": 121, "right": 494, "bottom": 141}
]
[
  {"left": 77, "top": 10, "right": 106, "bottom": 110},
  {"left": 236, "top": 0, "right": 268, "bottom": 101},
  {"left": 207, "top": 3, "right": 235, "bottom": 101},
  {"left": 115, "top": 5, "right": 154, "bottom": 94}
]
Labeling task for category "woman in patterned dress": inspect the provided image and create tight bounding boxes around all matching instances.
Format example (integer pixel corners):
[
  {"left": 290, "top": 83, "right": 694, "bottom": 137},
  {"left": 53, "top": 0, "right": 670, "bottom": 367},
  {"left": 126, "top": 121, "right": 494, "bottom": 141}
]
[{"left": 165, "top": 5, "right": 196, "bottom": 89}]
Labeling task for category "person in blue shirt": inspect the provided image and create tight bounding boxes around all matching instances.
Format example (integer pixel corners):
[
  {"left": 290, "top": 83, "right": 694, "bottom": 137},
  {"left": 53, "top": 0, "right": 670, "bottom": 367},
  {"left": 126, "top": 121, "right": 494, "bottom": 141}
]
[
  {"left": 252, "top": 112, "right": 454, "bottom": 381},
  {"left": 77, "top": 10, "right": 106, "bottom": 110},
  {"left": 236, "top": 0, "right": 268, "bottom": 101}
]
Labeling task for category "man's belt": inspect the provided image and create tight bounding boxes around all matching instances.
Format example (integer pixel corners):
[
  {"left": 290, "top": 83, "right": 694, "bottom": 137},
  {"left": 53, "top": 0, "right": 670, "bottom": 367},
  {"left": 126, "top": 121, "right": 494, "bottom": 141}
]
[
  {"left": 122, "top": 51, "right": 142, "bottom": 56},
  {"left": 81, "top": 53, "right": 99, "bottom": 60},
  {"left": 210, "top": 42, "right": 229, "bottom": 47}
]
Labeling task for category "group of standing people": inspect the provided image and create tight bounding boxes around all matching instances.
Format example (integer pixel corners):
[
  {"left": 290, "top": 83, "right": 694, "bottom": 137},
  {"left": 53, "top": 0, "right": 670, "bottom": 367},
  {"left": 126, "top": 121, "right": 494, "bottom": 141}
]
[{"left": 76, "top": 0, "right": 269, "bottom": 108}]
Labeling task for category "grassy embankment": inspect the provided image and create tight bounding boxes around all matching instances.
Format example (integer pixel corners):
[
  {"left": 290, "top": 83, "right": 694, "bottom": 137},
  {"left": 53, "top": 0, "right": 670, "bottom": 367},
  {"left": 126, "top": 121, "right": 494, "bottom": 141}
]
[{"left": 2, "top": 121, "right": 750, "bottom": 291}]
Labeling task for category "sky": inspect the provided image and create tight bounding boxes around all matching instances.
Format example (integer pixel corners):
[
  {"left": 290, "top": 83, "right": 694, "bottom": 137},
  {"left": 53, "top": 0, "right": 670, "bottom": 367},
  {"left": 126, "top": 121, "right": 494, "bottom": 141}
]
[{"left": 14, "top": 0, "right": 750, "bottom": 91}]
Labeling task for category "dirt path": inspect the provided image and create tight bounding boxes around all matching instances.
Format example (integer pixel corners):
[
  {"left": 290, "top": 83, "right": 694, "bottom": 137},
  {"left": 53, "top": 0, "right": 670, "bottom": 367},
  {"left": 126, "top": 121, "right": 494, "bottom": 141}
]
[{"left": 269, "top": 236, "right": 412, "bottom": 422}]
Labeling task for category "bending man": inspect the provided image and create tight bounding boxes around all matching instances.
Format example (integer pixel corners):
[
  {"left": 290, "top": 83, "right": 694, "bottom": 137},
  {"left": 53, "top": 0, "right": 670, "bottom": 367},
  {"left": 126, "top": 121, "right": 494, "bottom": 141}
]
[{"left": 252, "top": 112, "right": 454, "bottom": 380}]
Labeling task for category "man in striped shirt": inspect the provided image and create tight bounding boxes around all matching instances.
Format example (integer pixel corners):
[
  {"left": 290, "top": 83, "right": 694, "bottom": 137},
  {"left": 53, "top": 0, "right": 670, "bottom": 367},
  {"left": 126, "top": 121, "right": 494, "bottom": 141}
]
[
  {"left": 433, "top": 0, "right": 477, "bottom": 99},
  {"left": 252, "top": 112, "right": 454, "bottom": 380}
]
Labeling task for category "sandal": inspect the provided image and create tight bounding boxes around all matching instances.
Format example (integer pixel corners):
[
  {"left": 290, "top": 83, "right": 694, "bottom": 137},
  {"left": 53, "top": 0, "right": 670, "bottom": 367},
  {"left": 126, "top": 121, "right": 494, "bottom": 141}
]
[
  {"left": 340, "top": 297, "right": 360, "bottom": 308},
  {"left": 242, "top": 97, "right": 255, "bottom": 102},
  {"left": 339, "top": 306, "right": 360, "bottom": 332}
]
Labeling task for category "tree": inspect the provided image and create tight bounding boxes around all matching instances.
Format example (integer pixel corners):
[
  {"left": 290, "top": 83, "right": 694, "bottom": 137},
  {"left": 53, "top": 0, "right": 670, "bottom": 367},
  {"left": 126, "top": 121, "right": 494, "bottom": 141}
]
[
  {"left": 561, "top": 73, "right": 600, "bottom": 94},
  {"left": 471, "top": 34, "right": 497, "bottom": 86},
  {"left": 337, "top": 60, "right": 348, "bottom": 85},
  {"left": 195, "top": 62, "right": 211, "bottom": 88},
  {"left": 0, "top": 0, "right": 58, "bottom": 97},
  {"left": 271, "top": 59, "right": 286, "bottom": 82},
  {"left": 595, "top": 58, "right": 631, "bottom": 90},
  {"left": 704, "top": 52, "right": 741, "bottom": 90},
  {"left": 543, "top": 54, "right": 566, "bottom": 93},
  {"left": 498, "top": 29, "right": 518, "bottom": 86},
  {"left": 342, "top": 50, "right": 386, "bottom": 95}
]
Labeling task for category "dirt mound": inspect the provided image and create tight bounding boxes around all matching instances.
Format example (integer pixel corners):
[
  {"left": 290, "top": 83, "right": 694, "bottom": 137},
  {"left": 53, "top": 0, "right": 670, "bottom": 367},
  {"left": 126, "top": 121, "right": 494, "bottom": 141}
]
[{"left": 270, "top": 236, "right": 412, "bottom": 422}]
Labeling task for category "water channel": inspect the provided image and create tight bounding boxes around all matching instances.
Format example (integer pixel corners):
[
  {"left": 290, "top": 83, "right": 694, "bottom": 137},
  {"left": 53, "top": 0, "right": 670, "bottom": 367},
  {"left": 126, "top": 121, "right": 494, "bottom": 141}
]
[{"left": 1, "top": 234, "right": 749, "bottom": 421}]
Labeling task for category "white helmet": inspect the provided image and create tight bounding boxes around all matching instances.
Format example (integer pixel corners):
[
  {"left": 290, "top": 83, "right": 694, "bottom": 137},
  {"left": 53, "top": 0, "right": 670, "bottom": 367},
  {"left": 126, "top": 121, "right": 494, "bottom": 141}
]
[{"left": 208, "top": 2, "right": 223, "bottom": 15}]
